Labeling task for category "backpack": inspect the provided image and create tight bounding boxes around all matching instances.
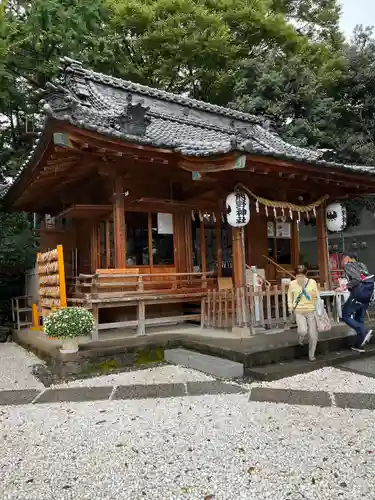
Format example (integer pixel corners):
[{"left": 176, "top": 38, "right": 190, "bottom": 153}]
[{"left": 352, "top": 275, "right": 375, "bottom": 304}]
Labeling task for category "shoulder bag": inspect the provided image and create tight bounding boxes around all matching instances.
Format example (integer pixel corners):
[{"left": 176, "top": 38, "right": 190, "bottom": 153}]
[{"left": 314, "top": 297, "right": 331, "bottom": 333}]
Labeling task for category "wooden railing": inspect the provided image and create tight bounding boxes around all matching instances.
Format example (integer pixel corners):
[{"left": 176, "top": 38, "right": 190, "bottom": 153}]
[
  {"left": 203, "top": 283, "right": 340, "bottom": 331},
  {"left": 202, "top": 286, "right": 289, "bottom": 330}
]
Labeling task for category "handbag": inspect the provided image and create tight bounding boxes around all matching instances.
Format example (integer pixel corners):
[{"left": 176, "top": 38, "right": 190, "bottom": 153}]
[{"left": 315, "top": 298, "right": 331, "bottom": 332}]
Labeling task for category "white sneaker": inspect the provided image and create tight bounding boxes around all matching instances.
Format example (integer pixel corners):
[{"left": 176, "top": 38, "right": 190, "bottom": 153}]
[
  {"left": 298, "top": 335, "right": 304, "bottom": 346},
  {"left": 352, "top": 347, "right": 365, "bottom": 353},
  {"left": 360, "top": 330, "right": 373, "bottom": 348}
]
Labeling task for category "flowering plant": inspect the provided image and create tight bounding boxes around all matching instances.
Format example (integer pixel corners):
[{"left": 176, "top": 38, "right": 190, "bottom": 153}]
[{"left": 44, "top": 307, "right": 95, "bottom": 338}]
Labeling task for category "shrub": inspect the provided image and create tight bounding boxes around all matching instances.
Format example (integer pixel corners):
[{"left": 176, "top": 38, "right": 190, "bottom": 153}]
[{"left": 44, "top": 307, "right": 95, "bottom": 338}]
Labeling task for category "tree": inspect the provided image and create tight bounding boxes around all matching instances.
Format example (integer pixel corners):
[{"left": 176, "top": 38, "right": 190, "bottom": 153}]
[
  {"left": 0, "top": 212, "right": 35, "bottom": 274},
  {"left": 231, "top": 49, "right": 344, "bottom": 148},
  {"left": 231, "top": 21, "right": 375, "bottom": 228},
  {"left": 106, "top": 0, "right": 343, "bottom": 103},
  {"left": 0, "top": 0, "right": 345, "bottom": 179},
  {"left": 0, "top": 212, "right": 36, "bottom": 321},
  {"left": 0, "top": 0, "right": 115, "bottom": 179}
]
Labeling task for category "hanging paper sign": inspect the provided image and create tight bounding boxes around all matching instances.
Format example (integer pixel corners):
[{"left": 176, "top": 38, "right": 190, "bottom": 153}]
[
  {"left": 326, "top": 202, "right": 347, "bottom": 232},
  {"left": 157, "top": 213, "right": 174, "bottom": 234},
  {"left": 226, "top": 191, "right": 250, "bottom": 228},
  {"left": 234, "top": 155, "right": 246, "bottom": 169},
  {"left": 275, "top": 221, "right": 291, "bottom": 239}
]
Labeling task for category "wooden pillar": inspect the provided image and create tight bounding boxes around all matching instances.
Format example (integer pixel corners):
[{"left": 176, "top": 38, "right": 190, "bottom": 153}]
[
  {"left": 216, "top": 212, "right": 222, "bottom": 277},
  {"left": 184, "top": 211, "right": 193, "bottom": 273},
  {"left": 200, "top": 221, "right": 207, "bottom": 273},
  {"left": 232, "top": 228, "right": 244, "bottom": 288},
  {"left": 316, "top": 204, "right": 330, "bottom": 288},
  {"left": 91, "top": 304, "right": 99, "bottom": 341},
  {"left": 292, "top": 219, "right": 300, "bottom": 268},
  {"left": 148, "top": 212, "right": 153, "bottom": 268},
  {"left": 105, "top": 217, "right": 111, "bottom": 268},
  {"left": 90, "top": 222, "right": 99, "bottom": 272},
  {"left": 113, "top": 176, "right": 126, "bottom": 268},
  {"left": 173, "top": 210, "right": 193, "bottom": 273}
]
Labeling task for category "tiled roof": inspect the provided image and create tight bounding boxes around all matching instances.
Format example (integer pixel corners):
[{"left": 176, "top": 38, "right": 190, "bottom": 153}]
[{"left": 13, "top": 57, "right": 375, "bottom": 179}]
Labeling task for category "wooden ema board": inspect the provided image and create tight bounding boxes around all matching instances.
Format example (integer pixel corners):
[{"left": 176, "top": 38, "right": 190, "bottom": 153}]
[{"left": 37, "top": 245, "right": 67, "bottom": 318}]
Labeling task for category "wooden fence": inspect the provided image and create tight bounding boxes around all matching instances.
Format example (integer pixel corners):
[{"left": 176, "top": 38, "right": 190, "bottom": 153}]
[{"left": 201, "top": 286, "right": 289, "bottom": 330}]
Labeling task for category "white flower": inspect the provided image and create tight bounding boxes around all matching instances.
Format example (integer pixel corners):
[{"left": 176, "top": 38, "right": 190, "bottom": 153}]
[{"left": 44, "top": 307, "right": 95, "bottom": 339}]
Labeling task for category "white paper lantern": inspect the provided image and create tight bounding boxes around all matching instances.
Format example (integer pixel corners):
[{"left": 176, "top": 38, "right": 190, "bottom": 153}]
[
  {"left": 226, "top": 191, "right": 250, "bottom": 228},
  {"left": 326, "top": 202, "right": 347, "bottom": 232}
]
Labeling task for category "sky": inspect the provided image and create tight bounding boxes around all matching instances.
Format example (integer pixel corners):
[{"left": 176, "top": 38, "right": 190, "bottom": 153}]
[{"left": 340, "top": 0, "right": 375, "bottom": 38}]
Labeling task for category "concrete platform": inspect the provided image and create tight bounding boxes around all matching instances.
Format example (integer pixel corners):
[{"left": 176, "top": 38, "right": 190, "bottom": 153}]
[
  {"left": 339, "top": 354, "right": 375, "bottom": 379},
  {"left": 165, "top": 348, "right": 244, "bottom": 379},
  {"left": 12, "top": 322, "right": 375, "bottom": 383}
]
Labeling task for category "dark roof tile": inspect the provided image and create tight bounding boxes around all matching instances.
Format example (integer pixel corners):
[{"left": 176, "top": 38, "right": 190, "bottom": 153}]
[{"left": 6, "top": 56, "right": 375, "bottom": 193}]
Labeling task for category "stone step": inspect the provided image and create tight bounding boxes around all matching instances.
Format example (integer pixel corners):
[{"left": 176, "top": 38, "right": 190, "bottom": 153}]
[
  {"left": 164, "top": 348, "right": 244, "bottom": 379},
  {"left": 247, "top": 344, "right": 375, "bottom": 381}
]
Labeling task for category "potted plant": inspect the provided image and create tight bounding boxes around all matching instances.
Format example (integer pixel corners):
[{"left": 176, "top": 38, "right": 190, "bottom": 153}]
[{"left": 44, "top": 307, "right": 95, "bottom": 354}]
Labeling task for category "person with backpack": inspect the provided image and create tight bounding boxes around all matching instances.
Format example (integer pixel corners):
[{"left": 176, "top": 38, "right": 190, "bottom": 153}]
[{"left": 341, "top": 253, "right": 374, "bottom": 352}]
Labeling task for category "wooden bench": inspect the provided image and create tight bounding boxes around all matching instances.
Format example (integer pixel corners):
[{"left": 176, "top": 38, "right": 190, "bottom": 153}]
[{"left": 70, "top": 270, "right": 215, "bottom": 338}]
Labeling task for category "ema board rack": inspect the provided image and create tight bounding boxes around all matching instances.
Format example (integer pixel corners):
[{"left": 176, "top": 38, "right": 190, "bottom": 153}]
[{"left": 37, "top": 245, "right": 67, "bottom": 318}]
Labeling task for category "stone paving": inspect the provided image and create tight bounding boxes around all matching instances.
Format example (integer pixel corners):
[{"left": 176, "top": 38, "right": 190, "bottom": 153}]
[
  {"left": 1, "top": 396, "right": 375, "bottom": 500},
  {"left": 4, "top": 343, "right": 375, "bottom": 410},
  {"left": 2, "top": 343, "right": 375, "bottom": 498}
]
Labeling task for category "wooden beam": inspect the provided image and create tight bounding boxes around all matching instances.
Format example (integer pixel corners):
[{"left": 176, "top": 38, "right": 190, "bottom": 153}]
[
  {"left": 316, "top": 203, "right": 330, "bottom": 288},
  {"left": 59, "top": 123, "right": 173, "bottom": 157},
  {"left": 179, "top": 153, "right": 237, "bottom": 173},
  {"left": 113, "top": 176, "right": 126, "bottom": 268},
  {"left": 247, "top": 155, "right": 375, "bottom": 187}
]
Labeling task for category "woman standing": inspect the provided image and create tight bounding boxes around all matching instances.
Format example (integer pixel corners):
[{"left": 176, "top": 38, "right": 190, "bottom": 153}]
[{"left": 288, "top": 265, "right": 319, "bottom": 361}]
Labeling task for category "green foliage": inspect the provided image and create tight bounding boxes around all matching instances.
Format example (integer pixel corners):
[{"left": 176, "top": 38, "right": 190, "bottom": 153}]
[
  {"left": 0, "top": 211, "right": 35, "bottom": 321},
  {"left": 136, "top": 346, "right": 164, "bottom": 365},
  {"left": 44, "top": 307, "right": 96, "bottom": 338},
  {"left": 106, "top": 0, "right": 342, "bottom": 103},
  {"left": 0, "top": 0, "right": 345, "bottom": 180},
  {"left": 97, "top": 359, "right": 119, "bottom": 372},
  {"left": 0, "top": 212, "right": 35, "bottom": 273},
  {"left": 0, "top": 0, "right": 114, "bottom": 180}
]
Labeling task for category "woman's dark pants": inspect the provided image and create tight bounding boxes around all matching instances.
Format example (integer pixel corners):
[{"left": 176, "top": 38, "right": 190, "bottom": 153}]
[{"left": 341, "top": 296, "right": 369, "bottom": 348}]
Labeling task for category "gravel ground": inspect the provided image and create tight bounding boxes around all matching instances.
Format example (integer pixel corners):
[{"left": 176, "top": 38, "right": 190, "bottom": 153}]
[
  {"left": 0, "top": 344, "right": 44, "bottom": 391},
  {"left": 53, "top": 365, "right": 214, "bottom": 388},
  {"left": 249, "top": 367, "right": 375, "bottom": 394},
  {"left": 1, "top": 396, "right": 375, "bottom": 500}
]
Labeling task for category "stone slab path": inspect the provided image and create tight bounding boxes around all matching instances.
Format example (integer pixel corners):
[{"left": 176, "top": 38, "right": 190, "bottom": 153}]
[
  {"left": 4, "top": 342, "right": 375, "bottom": 410},
  {"left": 0, "top": 381, "right": 245, "bottom": 406}
]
